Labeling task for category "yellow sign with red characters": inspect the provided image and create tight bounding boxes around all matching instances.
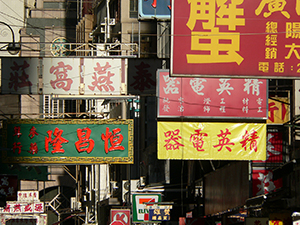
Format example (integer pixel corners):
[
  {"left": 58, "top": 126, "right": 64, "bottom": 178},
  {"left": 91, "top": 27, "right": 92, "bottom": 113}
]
[
  {"left": 158, "top": 122, "right": 266, "bottom": 160},
  {"left": 267, "top": 97, "right": 290, "bottom": 124}
]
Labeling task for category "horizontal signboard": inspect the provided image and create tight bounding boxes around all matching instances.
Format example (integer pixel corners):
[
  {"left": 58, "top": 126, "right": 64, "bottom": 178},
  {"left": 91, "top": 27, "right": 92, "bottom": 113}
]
[
  {"left": 2, "top": 119, "right": 133, "bottom": 164},
  {"left": 1, "top": 58, "right": 127, "bottom": 95},
  {"left": 138, "top": 0, "right": 171, "bottom": 20},
  {"left": 171, "top": 0, "right": 300, "bottom": 78},
  {"left": 157, "top": 70, "right": 267, "bottom": 119},
  {"left": 158, "top": 122, "right": 266, "bottom": 160}
]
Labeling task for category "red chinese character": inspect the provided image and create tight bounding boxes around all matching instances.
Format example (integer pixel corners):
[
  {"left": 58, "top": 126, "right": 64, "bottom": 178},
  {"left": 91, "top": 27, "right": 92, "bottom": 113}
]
[
  {"left": 13, "top": 126, "right": 22, "bottom": 138},
  {"left": 213, "top": 128, "right": 235, "bottom": 152},
  {"left": 29, "top": 126, "right": 38, "bottom": 139},
  {"left": 190, "top": 129, "right": 208, "bottom": 151},
  {"left": 240, "top": 130, "right": 259, "bottom": 152},
  {"left": 13, "top": 204, "right": 22, "bottom": 212},
  {"left": 50, "top": 61, "right": 73, "bottom": 91},
  {"left": 164, "top": 129, "right": 184, "bottom": 150},
  {"left": 101, "top": 127, "right": 125, "bottom": 154},
  {"left": 13, "top": 142, "right": 22, "bottom": 154},
  {"left": 75, "top": 128, "right": 95, "bottom": 153},
  {"left": 131, "top": 62, "right": 156, "bottom": 92},
  {"left": 268, "top": 102, "right": 279, "bottom": 122},
  {"left": 88, "top": 62, "right": 115, "bottom": 92},
  {"left": 28, "top": 142, "right": 38, "bottom": 154},
  {"left": 34, "top": 203, "right": 43, "bottom": 212},
  {"left": 8, "top": 60, "right": 32, "bottom": 91},
  {"left": 24, "top": 203, "right": 33, "bottom": 212},
  {"left": 45, "top": 128, "right": 69, "bottom": 154},
  {"left": 3, "top": 204, "right": 11, "bottom": 212}
]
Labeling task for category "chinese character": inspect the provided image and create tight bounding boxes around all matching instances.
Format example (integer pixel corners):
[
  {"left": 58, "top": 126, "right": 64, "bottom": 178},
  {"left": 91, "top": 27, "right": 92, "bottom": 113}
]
[
  {"left": 258, "top": 62, "right": 269, "bottom": 73},
  {"left": 242, "top": 98, "right": 249, "bottom": 105},
  {"left": 285, "top": 43, "right": 300, "bottom": 59},
  {"left": 190, "top": 128, "right": 208, "bottom": 151},
  {"left": 190, "top": 78, "right": 206, "bottom": 96},
  {"left": 88, "top": 62, "right": 115, "bottom": 92},
  {"left": 1, "top": 177, "right": 9, "bottom": 186},
  {"left": 219, "top": 105, "right": 226, "bottom": 113},
  {"left": 266, "top": 133, "right": 281, "bottom": 160},
  {"left": 13, "top": 126, "right": 22, "bottom": 138},
  {"left": 75, "top": 128, "right": 95, "bottom": 153},
  {"left": 50, "top": 61, "right": 73, "bottom": 91},
  {"left": 240, "top": 130, "right": 259, "bottom": 152},
  {"left": 163, "top": 104, "right": 170, "bottom": 112},
  {"left": 274, "top": 62, "right": 284, "bottom": 72},
  {"left": 45, "top": 128, "right": 69, "bottom": 154},
  {"left": 24, "top": 203, "right": 33, "bottom": 213},
  {"left": 204, "top": 98, "right": 211, "bottom": 105},
  {"left": 164, "top": 129, "right": 184, "bottom": 150},
  {"left": 268, "top": 101, "right": 279, "bottom": 122},
  {"left": 255, "top": 0, "right": 290, "bottom": 18},
  {"left": 266, "top": 21, "right": 278, "bottom": 33},
  {"left": 178, "top": 97, "right": 184, "bottom": 112},
  {"left": 244, "top": 79, "right": 263, "bottom": 96},
  {"left": 286, "top": 22, "right": 300, "bottom": 38},
  {"left": 213, "top": 128, "right": 235, "bottom": 152},
  {"left": 265, "top": 47, "right": 277, "bottom": 59},
  {"left": 28, "top": 142, "right": 39, "bottom": 155},
  {"left": 265, "top": 34, "right": 277, "bottom": 46},
  {"left": 29, "top": 126, "right": 38, "bottom": 139},
  {"left": 217, "top": 79, "right": 234, "bottom": 95},
  {"left": 256, "top": 171, "right": 276, "bottom": 195},
  {"left": 34, "top": 203, "right": 44, "bottom": 212},
  {"left": 101, "top": 127, "right": 125, "bottom": 154},
  {"left": 8, "top": 60, "right": 32, "bottom": 91},
  {"left": 163, "top": 75, "right": 180, "bottom": 94},
  {"left": 131, "top": 62, "right": 156, "bottom": 92},
  {"left": 13, "top": 204, "right": 21, "bottom": 213},
  {"left": 13, "top": 142, "right": 22, "bottom": 154},
  {"left": 204, "top": 105, "right": 211, "bottom": 113}
]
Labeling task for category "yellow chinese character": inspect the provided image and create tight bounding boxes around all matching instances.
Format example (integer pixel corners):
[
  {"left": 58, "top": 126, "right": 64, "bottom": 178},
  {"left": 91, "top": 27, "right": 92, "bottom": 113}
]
[
  {"left": 258, "top": 62, "right": 269, "bottom": 73},
  {"left": 274, "top": 62, "right": 284, "bottom": 72},
  {"left": 186, "top": 0, "right": 216, "bottom": 30},
  {"left": 265, "top": 47, "right": 277, "bottom": 59},
  {"left": 216, "top": 0, "right": 245, "bottom": 31},
  {"left": 164, "top": 208, "right": 170, "bottom": 215},
  {"left": 152, "top": 216, "right": 157, "bottom": 220},
  {"left": 285, "top": 43, "right": 300, "bottom": 59},
  {"left": 286, "top": 22, "right": 300, "bottom": 38},
  {"left": 187, "top": 27, "right": 244, "bottom": 65},
  {"left": 266, "top": 21, "right": 278, "bottom": 33},
  {"left": 158, "top": 216, "right": 162, "bottom": 220},
  {"left": 255, "top": 0, "right": 290, "bottom": 18},
  {"left": 154, "top": 209, "right": 161, "bottom": 215}
]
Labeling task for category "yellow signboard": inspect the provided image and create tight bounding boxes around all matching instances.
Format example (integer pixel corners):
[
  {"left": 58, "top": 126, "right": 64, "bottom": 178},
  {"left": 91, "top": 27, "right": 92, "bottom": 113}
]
[
  {"left": 158, "top": 122, "right": 266, "bottom": 160},
  {"left": 267, "top": 97, "right": 290, "bottom": 124}
]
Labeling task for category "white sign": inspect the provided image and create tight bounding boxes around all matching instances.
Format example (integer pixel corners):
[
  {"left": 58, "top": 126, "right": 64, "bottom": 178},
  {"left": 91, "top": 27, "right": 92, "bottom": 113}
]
[
  {"left": 0, "top": 201, "right": 44, "bottom": 214},
  {"left": 17, "top": 191, "right": 39, "bottom": 202}
]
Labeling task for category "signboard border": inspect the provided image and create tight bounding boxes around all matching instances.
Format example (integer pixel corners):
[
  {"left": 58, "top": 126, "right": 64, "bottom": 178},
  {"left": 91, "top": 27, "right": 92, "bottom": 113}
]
[{"left": 2, "top": 119, "right": 134, "bottom": 165}]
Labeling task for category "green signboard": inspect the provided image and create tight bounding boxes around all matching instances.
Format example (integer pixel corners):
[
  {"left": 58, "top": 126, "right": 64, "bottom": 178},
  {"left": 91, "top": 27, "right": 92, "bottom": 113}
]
[{"left": 2, "top": 119, "right": 133, "bottom": 164}]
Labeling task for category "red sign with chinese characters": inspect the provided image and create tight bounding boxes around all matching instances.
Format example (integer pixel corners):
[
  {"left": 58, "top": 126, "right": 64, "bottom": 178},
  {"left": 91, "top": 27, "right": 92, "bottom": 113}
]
[
  {"left": 171, "top": 0, "right": 300, "bottom": 78},
  {"left": 158, "top": 70, "right": 267, "bottom": 118}
]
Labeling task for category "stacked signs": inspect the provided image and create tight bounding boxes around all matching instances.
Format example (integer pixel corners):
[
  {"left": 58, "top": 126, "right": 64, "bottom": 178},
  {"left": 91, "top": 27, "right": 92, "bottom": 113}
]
[{"left": 157, "top": 70, "right": 267, "bottom": 161}]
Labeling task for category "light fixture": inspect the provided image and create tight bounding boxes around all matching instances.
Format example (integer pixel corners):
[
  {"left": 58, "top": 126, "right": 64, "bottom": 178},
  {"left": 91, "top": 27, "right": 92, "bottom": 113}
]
[{"left": 0, "top": 21, "right": 21, "bottom": 55}]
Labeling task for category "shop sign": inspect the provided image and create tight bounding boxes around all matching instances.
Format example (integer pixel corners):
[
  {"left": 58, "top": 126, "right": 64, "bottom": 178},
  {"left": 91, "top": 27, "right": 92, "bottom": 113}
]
[
  {"left": 110, "top": 209, "right": 130, "bottom": 225},
  {"left": 158, "top": 122, "right": 266, "bottom": 160},
  {"left": 0, "top": 201, "right": 44, "bottom": 214},
  {"left": 17, "top": 191, "right": 39, "bottom": 202},
  {"left": 267, "top": 97, "right": 290, "bottom": 124},
  {"left": 157, "top": 70, "right": 267, "bottom": 119},
  {"left": 171, "top": 0, "right": 300, "bottom": 79},
  {"left": 148, "top": 205, "right": 172, "bottom": 221},
  {"left": 2, "top": 119, "right": 134, "bottom": 164},
  {"left": 252, "top": 169, "right": 282, "bottom": 196},
  {"left": 132, "top": 194, "right": 161, "bottom": 223},
  {"left": 0, "top": 175, "right": 18, "bottom": 201},
  {"left": 138, "top": 0, "right": 171, "bottom": 20}
]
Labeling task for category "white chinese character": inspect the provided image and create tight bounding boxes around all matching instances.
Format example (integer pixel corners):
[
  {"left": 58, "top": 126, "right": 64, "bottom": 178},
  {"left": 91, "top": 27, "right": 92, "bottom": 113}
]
[
  {"left": 163, "top": 75, "right": 180, "bottom": 94},
  {"left": 258, "top": 107, "right": 263, "bottom": 112},
  {"left": 256, "top": 172, "right": 276, "bottom": 195},
  {"left": 242, "top": 106, "right": 249, "bottom": 113},
  {"left": 178, "top": 97, "right": 184, "bottom": 104},
  {"left": 1, "top": 177, "right": 8, "bottom": 186},
  {"left": 242, "top": 98, "right": 249, "bottom": 105},
  {"left": 204, "top": 105, "right": 211, "bottom": 113},
  {"left": 244, "top": 79, "right": 263, "bottom": 96},
  {"left": 190, "top": 78, "right": 206, "bottom": 96},
  {"left": 0, "top": 189, "right": 5, "bottom": 195},
  {"left": 204, "top": 98, "right": 211, "bottom": 104},
  {"left": 220, "top": 98, "right": 225, "bottom": 104},
  {"left": 219, "top": 106, "right": 226, "bottom": 113},
  {"left": 256, "top": 98, "right": 263, "bottom": 105},
  {"left": 7, "top": 187, "right": 14, "bottom": 196},
  {"left": 178, "top": 105, "right": 184, "bottom": 112},
  {"left": 266, "top": 133, "right": 281, "bottom": 160},
  {"left": 163, "top": 97, "right": 170, "bottom": 103},
  {"left": 216, "top": 79, "right": 234, "bottom": 95},
  {"left": 163, "top": 105, "right": 170, "bottom": 112}
]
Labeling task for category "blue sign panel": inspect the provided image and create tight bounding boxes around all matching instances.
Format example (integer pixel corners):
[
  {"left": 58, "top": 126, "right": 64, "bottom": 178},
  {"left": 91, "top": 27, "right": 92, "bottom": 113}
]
[
  {"left": 149, "top": 208, "right": 171, "bottom": 221},
  {"left": 138, "top": 0, "right": 171, "bottom": 20}
]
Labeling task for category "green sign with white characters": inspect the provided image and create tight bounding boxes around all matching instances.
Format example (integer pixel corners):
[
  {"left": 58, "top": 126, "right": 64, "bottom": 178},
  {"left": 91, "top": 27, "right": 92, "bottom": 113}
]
[{"left": 2, "top": 119, "right": 133, "bottom": 164}]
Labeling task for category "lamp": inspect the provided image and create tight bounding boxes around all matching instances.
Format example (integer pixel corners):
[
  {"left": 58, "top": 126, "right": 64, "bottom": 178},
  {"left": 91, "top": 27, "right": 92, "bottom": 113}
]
[{"left": 0, "top": 21, "right": 21, "bottom": 55}]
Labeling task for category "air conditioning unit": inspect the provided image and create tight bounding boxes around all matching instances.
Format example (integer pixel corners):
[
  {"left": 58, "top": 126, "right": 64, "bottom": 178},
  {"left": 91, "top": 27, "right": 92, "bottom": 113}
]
[{"left": 122, "top": 179, "right": 140, "bottom": 203}]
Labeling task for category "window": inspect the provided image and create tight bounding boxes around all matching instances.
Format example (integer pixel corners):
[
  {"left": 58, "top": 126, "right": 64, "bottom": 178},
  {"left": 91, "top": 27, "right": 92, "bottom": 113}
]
[{"left": 130, "top": 0, "right": 138, "bottom": 18}]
